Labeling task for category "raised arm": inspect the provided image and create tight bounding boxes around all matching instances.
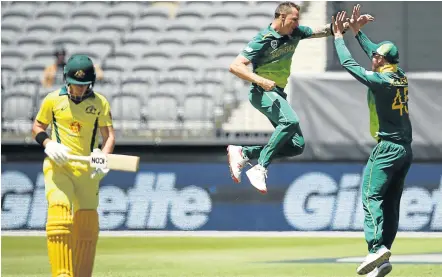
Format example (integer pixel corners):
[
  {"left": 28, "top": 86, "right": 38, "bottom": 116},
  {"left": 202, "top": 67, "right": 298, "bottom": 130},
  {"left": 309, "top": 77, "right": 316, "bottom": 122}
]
[
  {"left": 333, "top": 11, "right": 384, "bottom": 89},
  {"left": 349, "top": 4, "right": 377, "bottom": 59},
  {"left": 295, "top": 23, "right": 349, "bottom": 39}
]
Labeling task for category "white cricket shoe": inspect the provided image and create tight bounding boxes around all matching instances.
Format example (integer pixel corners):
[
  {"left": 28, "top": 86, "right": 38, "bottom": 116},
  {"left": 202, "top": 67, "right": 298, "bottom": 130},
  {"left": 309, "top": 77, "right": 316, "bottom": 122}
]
[
  {"left": 245, "top": 164, "right": 268, "bottom": 194},
  {"left": 227, "top": 145, "right": 249, "bottom": 183},
  {"left": 367, "top": 261, "right": 392, "bottom": 277},
  {"left": 357, "top": 246, "right": 391, "bottom": 275}
]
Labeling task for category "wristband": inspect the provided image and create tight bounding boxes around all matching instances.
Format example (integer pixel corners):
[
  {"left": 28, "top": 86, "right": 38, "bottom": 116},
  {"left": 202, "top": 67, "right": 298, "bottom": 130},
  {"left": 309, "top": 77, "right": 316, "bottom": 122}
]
[{"left": 35, "top": 132, "right": 49, "bottom": 147}]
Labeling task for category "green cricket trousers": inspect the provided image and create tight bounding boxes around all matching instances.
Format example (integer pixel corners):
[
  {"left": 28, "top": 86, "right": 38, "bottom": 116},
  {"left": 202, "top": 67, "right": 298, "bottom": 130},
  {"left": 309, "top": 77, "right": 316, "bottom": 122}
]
[
  {"left": 242, "top": 85, "right": 305, "bottom": 168},
  {"left": 362, "top": 139, "right": 413, "bottom": 253}
]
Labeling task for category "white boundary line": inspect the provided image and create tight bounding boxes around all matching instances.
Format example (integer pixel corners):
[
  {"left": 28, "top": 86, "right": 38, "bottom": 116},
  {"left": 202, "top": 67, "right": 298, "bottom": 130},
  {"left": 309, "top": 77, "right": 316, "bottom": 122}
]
[{"left": 2, "top": 231, "right": 442, "bottom": 238}]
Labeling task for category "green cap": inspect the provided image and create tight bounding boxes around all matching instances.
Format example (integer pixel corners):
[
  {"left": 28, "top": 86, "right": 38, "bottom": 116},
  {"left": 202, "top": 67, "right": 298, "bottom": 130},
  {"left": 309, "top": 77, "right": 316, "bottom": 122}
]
[
  {"left": 374, "top": 41, "right": 399, "bottom": 64},
  {"left": 64, "top": 54, "right": 96, "bottom": 85}
]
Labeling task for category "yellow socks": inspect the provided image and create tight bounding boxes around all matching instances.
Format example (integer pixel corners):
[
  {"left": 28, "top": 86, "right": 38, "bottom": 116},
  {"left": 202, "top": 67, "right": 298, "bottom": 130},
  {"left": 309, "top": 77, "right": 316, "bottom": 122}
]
[{"left": 73, "top": 210, "right": 99, "bottom": 277}]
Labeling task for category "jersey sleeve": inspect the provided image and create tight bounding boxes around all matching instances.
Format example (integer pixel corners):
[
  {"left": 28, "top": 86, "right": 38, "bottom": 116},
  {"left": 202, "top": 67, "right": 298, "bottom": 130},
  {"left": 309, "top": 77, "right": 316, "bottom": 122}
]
[
  {"left": 355, "top": 30, "right": 379, "bottom": 60},
  {"left": 35, "top": 96, "right": 53, "bottom": 125},
  {"left": 98, "top": 98, "right": 113, "bottom": 127},
  {"left": 240, "top": 38, "right": 267, "bottom": 63},
  {"left": 292, "top": 25, "right": 313, "bottom": 39},
  {"left": 335, "top": 38, "right": 385, "bottom": 89}
]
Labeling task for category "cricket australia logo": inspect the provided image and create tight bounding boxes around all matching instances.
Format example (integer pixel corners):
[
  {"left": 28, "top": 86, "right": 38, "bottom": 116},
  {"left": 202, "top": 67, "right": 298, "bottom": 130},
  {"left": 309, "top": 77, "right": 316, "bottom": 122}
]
[
  {"left": 85, "top": 105, "right": 97, "bottom": 115},
  {"left": 271, "top": 40, "right": 278, "bottom": 49},
  {"left": 74, "top": 70, "right": 85, "bottom": 79}
]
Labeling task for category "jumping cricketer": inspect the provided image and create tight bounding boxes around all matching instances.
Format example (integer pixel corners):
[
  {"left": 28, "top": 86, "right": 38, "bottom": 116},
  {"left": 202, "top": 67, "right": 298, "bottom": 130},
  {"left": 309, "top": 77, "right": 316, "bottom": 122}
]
[
  {"left": 333, "top": 5, "right": 413, "bottom": 277},
  {"left": 227, "top": 1, "right": 361, "bottom": 193},
  {"left": 31, "top": 54, "right": 115, "bottom": 277}
]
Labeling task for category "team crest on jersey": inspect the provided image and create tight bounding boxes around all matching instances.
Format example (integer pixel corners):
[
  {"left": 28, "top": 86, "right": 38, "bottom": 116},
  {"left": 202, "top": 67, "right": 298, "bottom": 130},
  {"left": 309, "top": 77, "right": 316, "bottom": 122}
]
[
  {"left": 271, "top": 40, "right": 278, "bottom": 49},
  {"left": 85, "top": 105, "right": 97, "bottom": 115},
  {"left": 69, "top": 121, "right": 82, "bottom": 133},
  {"left": 74, "top": 70, "right": 85, "bottom": 79}
]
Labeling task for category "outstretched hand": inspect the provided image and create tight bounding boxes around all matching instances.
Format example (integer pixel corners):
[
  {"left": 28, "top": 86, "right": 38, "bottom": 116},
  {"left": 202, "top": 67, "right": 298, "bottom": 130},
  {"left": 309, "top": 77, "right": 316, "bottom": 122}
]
[
  {"left": 349, "top": 4, "right": 375, "bottom": 34},
  {"left": 332, "top": 11, "right": 347, "bottom": 38}
]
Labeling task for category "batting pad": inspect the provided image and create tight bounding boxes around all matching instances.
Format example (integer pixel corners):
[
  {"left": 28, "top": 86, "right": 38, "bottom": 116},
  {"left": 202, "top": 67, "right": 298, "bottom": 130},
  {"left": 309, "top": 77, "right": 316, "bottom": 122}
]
[
  {"left": 73, "top": 210, "right": 99, "bottom": 277},
  {"left": 46, "top": 202, "right": 74, "bottom": 277}
]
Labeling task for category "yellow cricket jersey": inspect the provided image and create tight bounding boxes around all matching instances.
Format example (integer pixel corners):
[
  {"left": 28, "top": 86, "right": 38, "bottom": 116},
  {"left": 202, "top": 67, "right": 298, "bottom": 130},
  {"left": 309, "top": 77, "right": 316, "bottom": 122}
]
[{"left": 36, "top": 86, "right": 113, "bottom": 157}]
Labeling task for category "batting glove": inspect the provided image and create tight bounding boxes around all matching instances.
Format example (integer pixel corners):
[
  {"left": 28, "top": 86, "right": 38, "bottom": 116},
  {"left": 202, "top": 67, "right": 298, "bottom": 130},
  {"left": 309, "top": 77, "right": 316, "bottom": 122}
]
[
  {"left": 91, "top": 148, "right": 110, "bottom": 180},
  {"left": 44, "top": 141, "right": 71, "bottom": 166}
]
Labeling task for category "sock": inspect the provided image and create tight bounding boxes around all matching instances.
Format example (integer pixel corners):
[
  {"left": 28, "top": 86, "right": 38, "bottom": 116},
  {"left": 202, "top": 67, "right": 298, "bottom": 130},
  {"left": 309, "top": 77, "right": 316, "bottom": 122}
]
[
  {"left": 46, "top": 202, "right": 74, "bottom": 277},
  {"left": 73, "top": 210, "right": 99, "bottom": 277}
]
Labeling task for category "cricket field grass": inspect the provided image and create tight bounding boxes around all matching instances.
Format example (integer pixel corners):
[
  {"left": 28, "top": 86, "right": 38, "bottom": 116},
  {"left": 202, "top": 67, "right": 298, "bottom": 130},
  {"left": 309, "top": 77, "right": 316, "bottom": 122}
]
[{"left": 2, "top": 235, "right": 442, "bottom": 277}]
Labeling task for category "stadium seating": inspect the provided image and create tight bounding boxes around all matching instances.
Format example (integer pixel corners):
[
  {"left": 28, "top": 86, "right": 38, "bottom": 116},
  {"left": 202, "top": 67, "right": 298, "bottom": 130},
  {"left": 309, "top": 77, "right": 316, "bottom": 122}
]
[{"left": 1, "top": 1, "right": 302, "bottom": 137}]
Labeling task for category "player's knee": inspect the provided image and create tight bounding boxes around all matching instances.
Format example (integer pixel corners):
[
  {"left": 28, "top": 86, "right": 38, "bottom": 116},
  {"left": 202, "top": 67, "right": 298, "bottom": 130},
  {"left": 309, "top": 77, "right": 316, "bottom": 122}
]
[
  {"left": 286, "top": 118, "right": 299, "bottom": 128},
  {"left": 47, "top": 189, "right": 71, "bottom": 208},
  {"left": 46, "top": 201, "right": 73, "bottom": 235}
]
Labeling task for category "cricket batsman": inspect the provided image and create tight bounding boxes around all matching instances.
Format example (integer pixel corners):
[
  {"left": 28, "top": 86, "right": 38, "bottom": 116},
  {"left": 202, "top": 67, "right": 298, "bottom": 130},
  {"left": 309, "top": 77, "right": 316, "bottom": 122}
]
[
  {"left": 332, "top": 5, "right": 413, "bottom": 277},
  {"left": 31, "top": 54, "right": 115, "bottom": 277},
  {"left": 227, "top": 2, "right": 372, "bottom": 193}
]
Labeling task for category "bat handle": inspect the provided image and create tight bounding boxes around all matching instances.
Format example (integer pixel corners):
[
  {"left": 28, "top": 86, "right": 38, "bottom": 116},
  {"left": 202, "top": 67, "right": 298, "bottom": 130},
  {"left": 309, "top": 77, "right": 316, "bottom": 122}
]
[{"left": 67, "top": 154, "right": 90, "bottom": 162}]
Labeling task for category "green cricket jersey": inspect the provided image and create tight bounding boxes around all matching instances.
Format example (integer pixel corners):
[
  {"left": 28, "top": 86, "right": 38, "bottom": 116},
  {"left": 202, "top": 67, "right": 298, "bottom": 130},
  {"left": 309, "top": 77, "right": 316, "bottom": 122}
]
[
  {"left": 334, "top": 32, "right": 412, "bottom": 143},
  {"left": 240, "top": 24, "right": 314, "bottom": 88}
]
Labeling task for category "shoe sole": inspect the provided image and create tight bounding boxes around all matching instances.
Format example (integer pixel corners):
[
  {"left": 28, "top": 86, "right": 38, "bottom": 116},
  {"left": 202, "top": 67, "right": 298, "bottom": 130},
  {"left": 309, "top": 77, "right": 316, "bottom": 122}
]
[
  {"left": 227, "top": 146, "right": 240, "bottom": 183},
  {"left": 357, "top": 251, "right": 391, "bottom": 275},
  {"left": 376, "top": 263, "right": 392, "bottom": 277}
]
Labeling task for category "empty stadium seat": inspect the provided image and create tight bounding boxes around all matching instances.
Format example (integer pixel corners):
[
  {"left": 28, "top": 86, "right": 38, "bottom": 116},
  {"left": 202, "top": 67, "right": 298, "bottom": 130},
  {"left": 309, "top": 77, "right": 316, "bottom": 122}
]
[
  {"left": 245, "top": 7, "right": 274, "bottom": 21},
  {"left": 44, "top": 1, "right": 76, "bottom": 14},
  {"left": 79, "top": 1, "right": 112, "bottom": 10},
  {"left": 139, "top": 6, "right": 171, "bottom": 21},
  {"left": 156, "top": 77, "right": 188, "bottom": 103},
  {"left": 70, "top": 7, "right": 102, "bottom": 21},
  {"left": 6, "top": 1, "right": 41, "bottom": 14},
  {"left": 93, "top": 82, "right": 119, "bottom": 101},
  {"left": 207, "top": 8, "right": 240, "bottom": 21},
  {"left": 141, "top": 51, "right": 172, "bottom": 65},
  {"left": 182, "top": 93, "right": 215, "bottom": 130},
  {"left": 145, "top": 93, "right": 180, "bottom": 130},
  {"left": 121, "top": 77, "right": 150, "bottom": 103},
  {"left": 86, "top": 36, "right": 115, "bottom": 59},
  {"left": 119, "top": 36, "right": 150, "bottom": 58},
  {"left": 2, "top": 93, "right": 34, "bottom": 133},
  {"left": 111, "top": 94, "right": 144, "bottom": 130},
  {"left": 132, "top": 60, "right": 162, "bottom": 79},
  {"left": 220, "top": 1, "right": 250, "bottom": 9},
  {"left": 26, "top": 24, "right": 56, "bottom": 38},
  {"left": 1, "top": 47, "right": 27, "bottom": 72},
  {"left": 183, "top": 1, "right": 215, "bottom": 9}
]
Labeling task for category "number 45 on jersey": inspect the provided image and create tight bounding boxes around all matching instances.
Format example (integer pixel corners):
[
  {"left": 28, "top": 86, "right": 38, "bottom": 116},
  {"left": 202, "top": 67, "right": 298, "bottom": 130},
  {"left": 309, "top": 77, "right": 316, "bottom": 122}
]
[{"left": 392, "top": 87, "right": 409, "bottom": 116}]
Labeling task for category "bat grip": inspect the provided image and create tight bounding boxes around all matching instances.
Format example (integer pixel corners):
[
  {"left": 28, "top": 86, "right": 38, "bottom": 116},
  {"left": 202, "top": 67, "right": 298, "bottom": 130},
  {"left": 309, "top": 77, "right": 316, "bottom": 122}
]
[{"left": 67, "top": 154, "right": 90, "bottom": 162}]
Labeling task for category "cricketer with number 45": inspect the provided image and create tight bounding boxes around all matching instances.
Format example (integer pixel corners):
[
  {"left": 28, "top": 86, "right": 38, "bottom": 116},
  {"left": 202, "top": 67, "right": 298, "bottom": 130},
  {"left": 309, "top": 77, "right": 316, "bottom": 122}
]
[{"left": 31, "top": 54, "right": 139, "bottom": 277}]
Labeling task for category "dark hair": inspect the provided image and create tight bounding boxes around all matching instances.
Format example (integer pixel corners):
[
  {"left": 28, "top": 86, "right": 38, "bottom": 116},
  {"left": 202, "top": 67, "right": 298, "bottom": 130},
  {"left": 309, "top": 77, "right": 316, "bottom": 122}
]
[{"left": 274, "top": 2, "right": 301, "bottom": 18}]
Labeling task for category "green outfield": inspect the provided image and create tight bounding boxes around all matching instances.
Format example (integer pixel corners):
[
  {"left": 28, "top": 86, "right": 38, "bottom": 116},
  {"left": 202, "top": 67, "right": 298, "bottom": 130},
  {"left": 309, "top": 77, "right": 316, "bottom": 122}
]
[{"left": 2, "top": 236, "right": 442, "bottom": 277}]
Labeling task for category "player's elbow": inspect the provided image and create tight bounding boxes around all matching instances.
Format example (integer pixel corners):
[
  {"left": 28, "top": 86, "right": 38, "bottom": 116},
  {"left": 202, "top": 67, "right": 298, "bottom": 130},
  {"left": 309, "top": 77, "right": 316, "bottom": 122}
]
[{"left": 229, "top": 62, "right": 238, "bottom": 74}]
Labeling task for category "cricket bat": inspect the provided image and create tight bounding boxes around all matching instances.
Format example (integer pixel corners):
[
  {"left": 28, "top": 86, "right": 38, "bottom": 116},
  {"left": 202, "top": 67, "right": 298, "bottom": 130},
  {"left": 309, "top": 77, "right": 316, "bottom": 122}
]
[{"left": 67, "top": 153, "right": 140, "bottom": 172}]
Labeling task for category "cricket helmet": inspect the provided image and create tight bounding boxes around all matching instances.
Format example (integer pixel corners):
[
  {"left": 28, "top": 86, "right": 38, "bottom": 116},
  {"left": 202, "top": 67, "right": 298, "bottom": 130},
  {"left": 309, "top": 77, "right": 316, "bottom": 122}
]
[
  {"left": 63, "top": 54, "right": 96, "bottom": 86},
  {"left": 374, "top": 41, "right": 399, "bottom": 64}
]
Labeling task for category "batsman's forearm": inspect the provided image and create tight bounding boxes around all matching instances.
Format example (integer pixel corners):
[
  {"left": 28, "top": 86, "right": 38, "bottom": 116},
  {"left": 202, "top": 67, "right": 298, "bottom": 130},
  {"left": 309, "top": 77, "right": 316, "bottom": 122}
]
[
  {"left": 229, "top": 62, "right": 263, "bottom": 85},
  {"left": 101, "top": 136, "right": 115, "bottom": 154},
  {"left": 32, "top": 124, "right": 51, "bottom": 147},
  {"left": 355, "top": 30, "right": 378, "bottom": 59}
]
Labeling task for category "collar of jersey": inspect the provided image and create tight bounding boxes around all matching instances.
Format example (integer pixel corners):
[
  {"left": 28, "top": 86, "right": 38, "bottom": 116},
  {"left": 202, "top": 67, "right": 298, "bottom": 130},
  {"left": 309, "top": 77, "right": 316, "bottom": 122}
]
[
  {"left": 377, "top": 64, "right": 398, "bottom": 73},
  {"left": 266, "top": 24, "right": 282, "bottom": 39},
  {"left": 59, "top": 86, "right": 95, "bottom": 99}
]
